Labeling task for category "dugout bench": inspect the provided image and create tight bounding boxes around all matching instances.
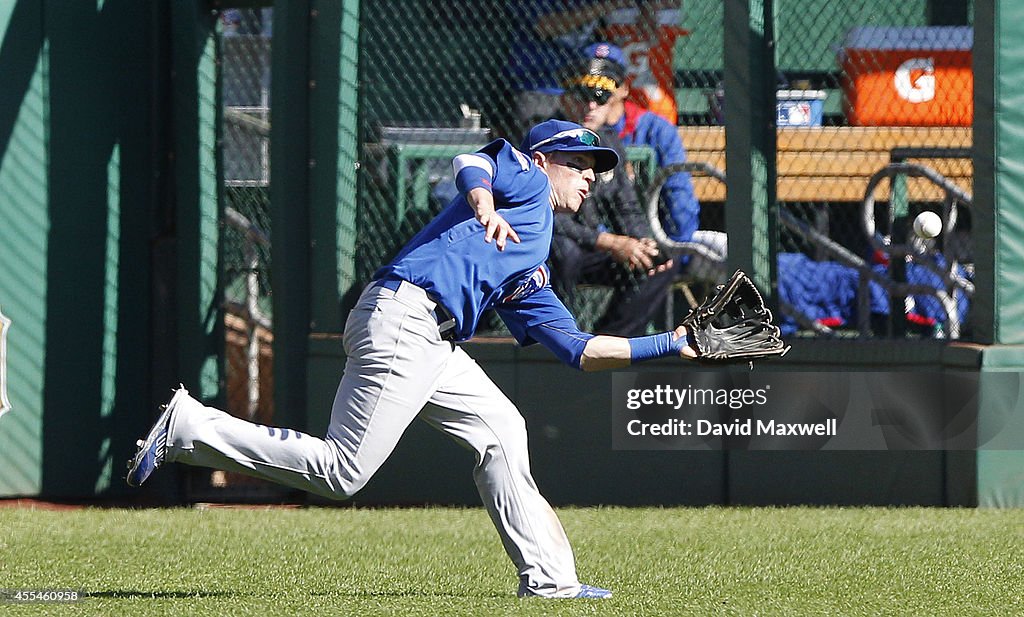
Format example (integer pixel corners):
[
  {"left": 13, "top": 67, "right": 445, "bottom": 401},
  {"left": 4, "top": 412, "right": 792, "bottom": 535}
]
[
  {"left": 678, "top": 126, "right": 973, "bottom": 203},
  {"left": 665, "top": 125, "right": 974, "bottom": 338}
]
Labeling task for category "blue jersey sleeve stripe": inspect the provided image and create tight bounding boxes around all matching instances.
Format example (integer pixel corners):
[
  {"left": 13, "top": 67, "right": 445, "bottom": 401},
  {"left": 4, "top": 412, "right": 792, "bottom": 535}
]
[{"left": 628, "top": 332, "right": 685, "bottom": 362}]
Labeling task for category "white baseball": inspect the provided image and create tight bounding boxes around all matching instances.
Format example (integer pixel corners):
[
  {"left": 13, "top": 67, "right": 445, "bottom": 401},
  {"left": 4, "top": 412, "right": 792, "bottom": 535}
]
[{"left": 913, "top": 211, "right": 942, "bottom": 239}]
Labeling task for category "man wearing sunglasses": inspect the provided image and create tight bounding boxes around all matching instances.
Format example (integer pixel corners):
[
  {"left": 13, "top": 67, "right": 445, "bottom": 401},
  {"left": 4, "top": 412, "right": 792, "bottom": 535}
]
[
  {"left": 128, "top": 119, "right": 711, "bottom": 600},
  {"left": 569, "top": 43, "right": 725, "bottom": 266},
  {"left": 550, "top": 53, "right": 681, "bottom": 337}
]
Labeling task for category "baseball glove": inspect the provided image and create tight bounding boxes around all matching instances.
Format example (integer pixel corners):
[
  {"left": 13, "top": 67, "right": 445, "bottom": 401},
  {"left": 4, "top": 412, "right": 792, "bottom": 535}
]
[{"left": 679, "top": 270, "right": 790, "bottom": 363}]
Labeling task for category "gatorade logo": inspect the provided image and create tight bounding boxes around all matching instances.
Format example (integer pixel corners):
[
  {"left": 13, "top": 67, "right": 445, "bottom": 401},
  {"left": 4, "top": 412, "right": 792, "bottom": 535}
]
[{"left": 894, "top": 57, "right": 935, "bottom": 103}]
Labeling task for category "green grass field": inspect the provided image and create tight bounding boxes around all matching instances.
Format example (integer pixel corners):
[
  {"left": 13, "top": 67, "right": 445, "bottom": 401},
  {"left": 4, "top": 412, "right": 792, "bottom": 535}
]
[{"left": 2, "top": 505, "right": 1022, "bottom": 616}]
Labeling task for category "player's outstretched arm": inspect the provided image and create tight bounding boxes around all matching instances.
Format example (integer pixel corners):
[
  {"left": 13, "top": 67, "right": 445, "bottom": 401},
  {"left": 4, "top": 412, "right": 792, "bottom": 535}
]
[
  {"left": 501, "top": 288, "right": 703, "bottom": 372},
  {"left": 582, "top": 270, "right": 792, "bottom": 370},
  {"left": 509, "top": 272, "right": 788, "bottom": 373},
  {"left": 579, "top": 328, "right": 697, "bottom": 372}
]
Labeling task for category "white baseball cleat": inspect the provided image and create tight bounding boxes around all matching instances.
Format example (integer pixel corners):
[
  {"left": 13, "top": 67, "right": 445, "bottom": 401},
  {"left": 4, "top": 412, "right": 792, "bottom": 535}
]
[
  {"left": 573, "top": 585, "right": 613, "bottom": 599},
  {"left": 517, "top": 583, "right": 613, "bottom": 599}
]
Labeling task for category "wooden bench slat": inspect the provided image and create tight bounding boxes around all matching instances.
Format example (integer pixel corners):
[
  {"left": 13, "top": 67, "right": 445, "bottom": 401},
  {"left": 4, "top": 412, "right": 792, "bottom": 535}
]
[
  {"left": 775, "top": 127, "right": 972, "bottom": 151},
  {"left": 690, "top": 176, "right": 972, "bottom": 203},
  {"left": 678, "top": 126, "right": 725, "bottom": 150},
  {"left": 673, "top": 126, "right": 973, "bottom": 202},
  {"left": 779, "top": 153, "right": 972, "bottom": 178},
  {"left": 678, "top": 126, "right": 972, "bottom": 151},
  {"left": 685, "top": 149, "right": 974, "bottom": 173},
  {"left": 683, "top": 152, "right": 969, "bottom": 176}
]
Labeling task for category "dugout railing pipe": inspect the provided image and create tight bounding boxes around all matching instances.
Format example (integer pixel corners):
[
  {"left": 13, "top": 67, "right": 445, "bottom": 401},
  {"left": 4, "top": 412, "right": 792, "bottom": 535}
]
[
  {"left": 645, "top": 161, "right": 730, "bottom": 263},
  {"left": 860, "top": 162, "right": 974, "bottom": 339},
  {"left": 644, "top": 161, "right": 830, "bottom": 334},
  {"left": 224, "top": 207, "right": 272, "bottom": 419},
  {"left": 644, "top": 160, "right": 973, "bottom": 339}
]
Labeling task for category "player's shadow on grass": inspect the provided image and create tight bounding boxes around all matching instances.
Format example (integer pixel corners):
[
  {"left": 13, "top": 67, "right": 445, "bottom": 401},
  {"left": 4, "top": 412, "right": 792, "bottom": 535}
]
[
  {"left": 313, "top": 591, "right": 509, "bottom": 599},
  {"left": 92, "top": 590, "right": 508, "bottom": 600},
  {"left": 89, "top": 590, "right": 240, "bottom": 600}
]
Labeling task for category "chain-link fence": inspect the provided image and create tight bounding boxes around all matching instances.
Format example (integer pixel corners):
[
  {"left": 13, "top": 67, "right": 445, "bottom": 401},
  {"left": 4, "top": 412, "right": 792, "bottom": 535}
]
[
  {"left": 168, "top": 0, "right": 978, "bottom": 498},
  {"left": 221, "top": 7, "right": 274, "bottom": 428},
  {"left": 201, "top": 2, "right": 978, "bottom": 446},
  {"left": 198, "top": 7, "right": 277, "bottom": 496},
  {"left": 772, "top": 2, "right": 974, "bottom": 340},
  {"left": 358, "top": 1, "right": 975, "bottom": 341}
]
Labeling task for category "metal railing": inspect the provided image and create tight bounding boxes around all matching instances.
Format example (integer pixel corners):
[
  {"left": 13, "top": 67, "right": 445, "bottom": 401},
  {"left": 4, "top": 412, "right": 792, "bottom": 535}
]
[
  {"left": 859, "top": 161, "right": 974, "bottom": 338},
  {"left": 778, "top": 161, "right": 972, "bottom": 338},
  {"left": 644, "top": 161, "right": 729, "bottom": 263},
  {"left": 645, "top": 158, "right": 973, "bottom": 339},
  {"left": 223, "top": 206, "right": 272, "bottom": 419}
]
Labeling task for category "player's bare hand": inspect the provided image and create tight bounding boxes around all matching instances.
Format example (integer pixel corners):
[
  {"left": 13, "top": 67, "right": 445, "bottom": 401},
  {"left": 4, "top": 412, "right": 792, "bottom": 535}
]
[{"left": 478, "top": 211, "right": 521, "bottom": 251}]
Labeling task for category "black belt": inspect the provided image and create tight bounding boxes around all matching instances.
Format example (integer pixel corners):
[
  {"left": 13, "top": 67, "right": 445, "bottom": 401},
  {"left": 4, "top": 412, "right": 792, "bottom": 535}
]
[{"left": 376, "top": 278, "right": 457, "bottom": 341}]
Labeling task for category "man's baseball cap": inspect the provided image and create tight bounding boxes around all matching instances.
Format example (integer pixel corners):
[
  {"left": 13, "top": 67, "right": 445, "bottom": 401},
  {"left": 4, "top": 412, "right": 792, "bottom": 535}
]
[
  {"left": 520, "top": 119, "right": 619, "bottom": 174},
  {"left": 561, "top": 42, "right": 628, "bottom": 93}
]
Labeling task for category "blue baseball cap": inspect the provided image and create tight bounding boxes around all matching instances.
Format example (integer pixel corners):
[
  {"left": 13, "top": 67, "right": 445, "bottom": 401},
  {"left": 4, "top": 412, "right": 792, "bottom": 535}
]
[
  {"left": 520, "top": 119, "right": 619, "bottom": 174},
  {"left": 561, "top": 42, "right": 628, "bottom": 91}
]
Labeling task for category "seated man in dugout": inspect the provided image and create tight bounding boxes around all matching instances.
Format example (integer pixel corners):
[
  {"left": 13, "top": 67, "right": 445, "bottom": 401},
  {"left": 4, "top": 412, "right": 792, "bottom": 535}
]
[
  {"left": 575, "top": 42, "right": 727, "bottom": 281},
  {"left": 546, "top": 51, "right": 678, "bottom": 336}
]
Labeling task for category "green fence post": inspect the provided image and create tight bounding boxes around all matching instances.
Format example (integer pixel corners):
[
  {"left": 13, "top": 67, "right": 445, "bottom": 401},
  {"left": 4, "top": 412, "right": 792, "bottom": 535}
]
[
  {"left": 972, "top": 0, "right": 995, "bottom": 345},
  {"left": 975, "top": 0, "right": 1024, "bottom": 507},
  {"left": 304, "top": 0, "right": 361, "bottom": 433},
  {"left": 169, "top": 3, "right": 222, "bottom": 406},
  {"left": 308, "top": 0, "right": 360, "bottom": 336},
  {"left": 271, "top": 0, "right": 312, "bottom": 429},
  {"left": 336, "top": 0, "right": 361, "bottom": 316},
  {"left": 723, "top": 0, "right": 778, "bottom": 293}
]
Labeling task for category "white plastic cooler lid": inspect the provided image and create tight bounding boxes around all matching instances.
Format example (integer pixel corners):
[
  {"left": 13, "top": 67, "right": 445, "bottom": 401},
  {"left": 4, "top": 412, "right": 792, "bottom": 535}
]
[
  {"left": 776, "top": 90, "right": 827, "bottom": 101},
  {"left": 842, "top": 26, "right": 972, "bottom": 51}
]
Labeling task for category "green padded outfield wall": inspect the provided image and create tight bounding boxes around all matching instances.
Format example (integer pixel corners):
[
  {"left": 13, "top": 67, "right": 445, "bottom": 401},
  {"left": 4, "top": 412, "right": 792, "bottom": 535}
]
[
  {"left": 991, "top": 0, "right": 1024, "bottom": 342},
  {"left": 0, "top": 1, "right": 161, "bottom": 498},
  {"left": 977, "top": 347, "right": 1024, "bottom": 507},
  {"left": 0, "top": 1, "right": 47, "bottom": 496},
  {"left": 974, "top": 0, "right": 1024, "bottom": 507}
]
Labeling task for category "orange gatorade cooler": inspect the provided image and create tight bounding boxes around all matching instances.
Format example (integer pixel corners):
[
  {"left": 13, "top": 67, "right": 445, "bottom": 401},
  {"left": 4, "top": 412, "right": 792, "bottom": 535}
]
[{"left": 841, "top": 26, "right": 972, "bottom": 126}]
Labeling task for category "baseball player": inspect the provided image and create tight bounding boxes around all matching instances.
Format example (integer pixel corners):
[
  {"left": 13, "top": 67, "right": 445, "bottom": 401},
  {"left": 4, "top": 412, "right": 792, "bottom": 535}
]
[{"left": 127, "top": 120, "right": 730, "bottom": 599}]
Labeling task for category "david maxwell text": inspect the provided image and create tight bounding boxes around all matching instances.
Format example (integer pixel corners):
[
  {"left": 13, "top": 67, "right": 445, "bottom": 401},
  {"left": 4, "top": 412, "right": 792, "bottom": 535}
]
[{"left": 626, "top": 418, "right": 838, "bottom": 437}]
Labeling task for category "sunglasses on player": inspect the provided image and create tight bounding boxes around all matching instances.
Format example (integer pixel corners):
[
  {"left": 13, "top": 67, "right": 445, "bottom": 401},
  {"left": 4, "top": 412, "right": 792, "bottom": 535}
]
[{"left": 565, "top": 85, "right": 614, "bottom": 106}]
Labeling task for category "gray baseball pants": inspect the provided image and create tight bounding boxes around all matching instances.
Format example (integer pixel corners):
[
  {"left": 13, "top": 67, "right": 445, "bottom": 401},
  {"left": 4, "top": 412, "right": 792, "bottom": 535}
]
[{"left": 165, "top": 280, "right": 582, "bottom": 597}]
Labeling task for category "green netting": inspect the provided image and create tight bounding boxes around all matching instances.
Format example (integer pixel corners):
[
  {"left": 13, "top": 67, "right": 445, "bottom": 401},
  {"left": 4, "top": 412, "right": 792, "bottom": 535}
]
[
  {"left": 218, "top": 10, "right": 274, "bottom": 427},
  {"left": 200, "top": 3, "right": 981, "bottom": 425},
  {"left": 773, "top": 3, "right": 974, "bottom": 339},
  {"left": 357, "top": 1, "right": 975, "bottom": 341}
]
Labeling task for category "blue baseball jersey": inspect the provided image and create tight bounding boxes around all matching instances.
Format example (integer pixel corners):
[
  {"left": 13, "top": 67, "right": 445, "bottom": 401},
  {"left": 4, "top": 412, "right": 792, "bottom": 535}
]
[{"left": 374, "top": 139, "right": 594, "bottom": 366}]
